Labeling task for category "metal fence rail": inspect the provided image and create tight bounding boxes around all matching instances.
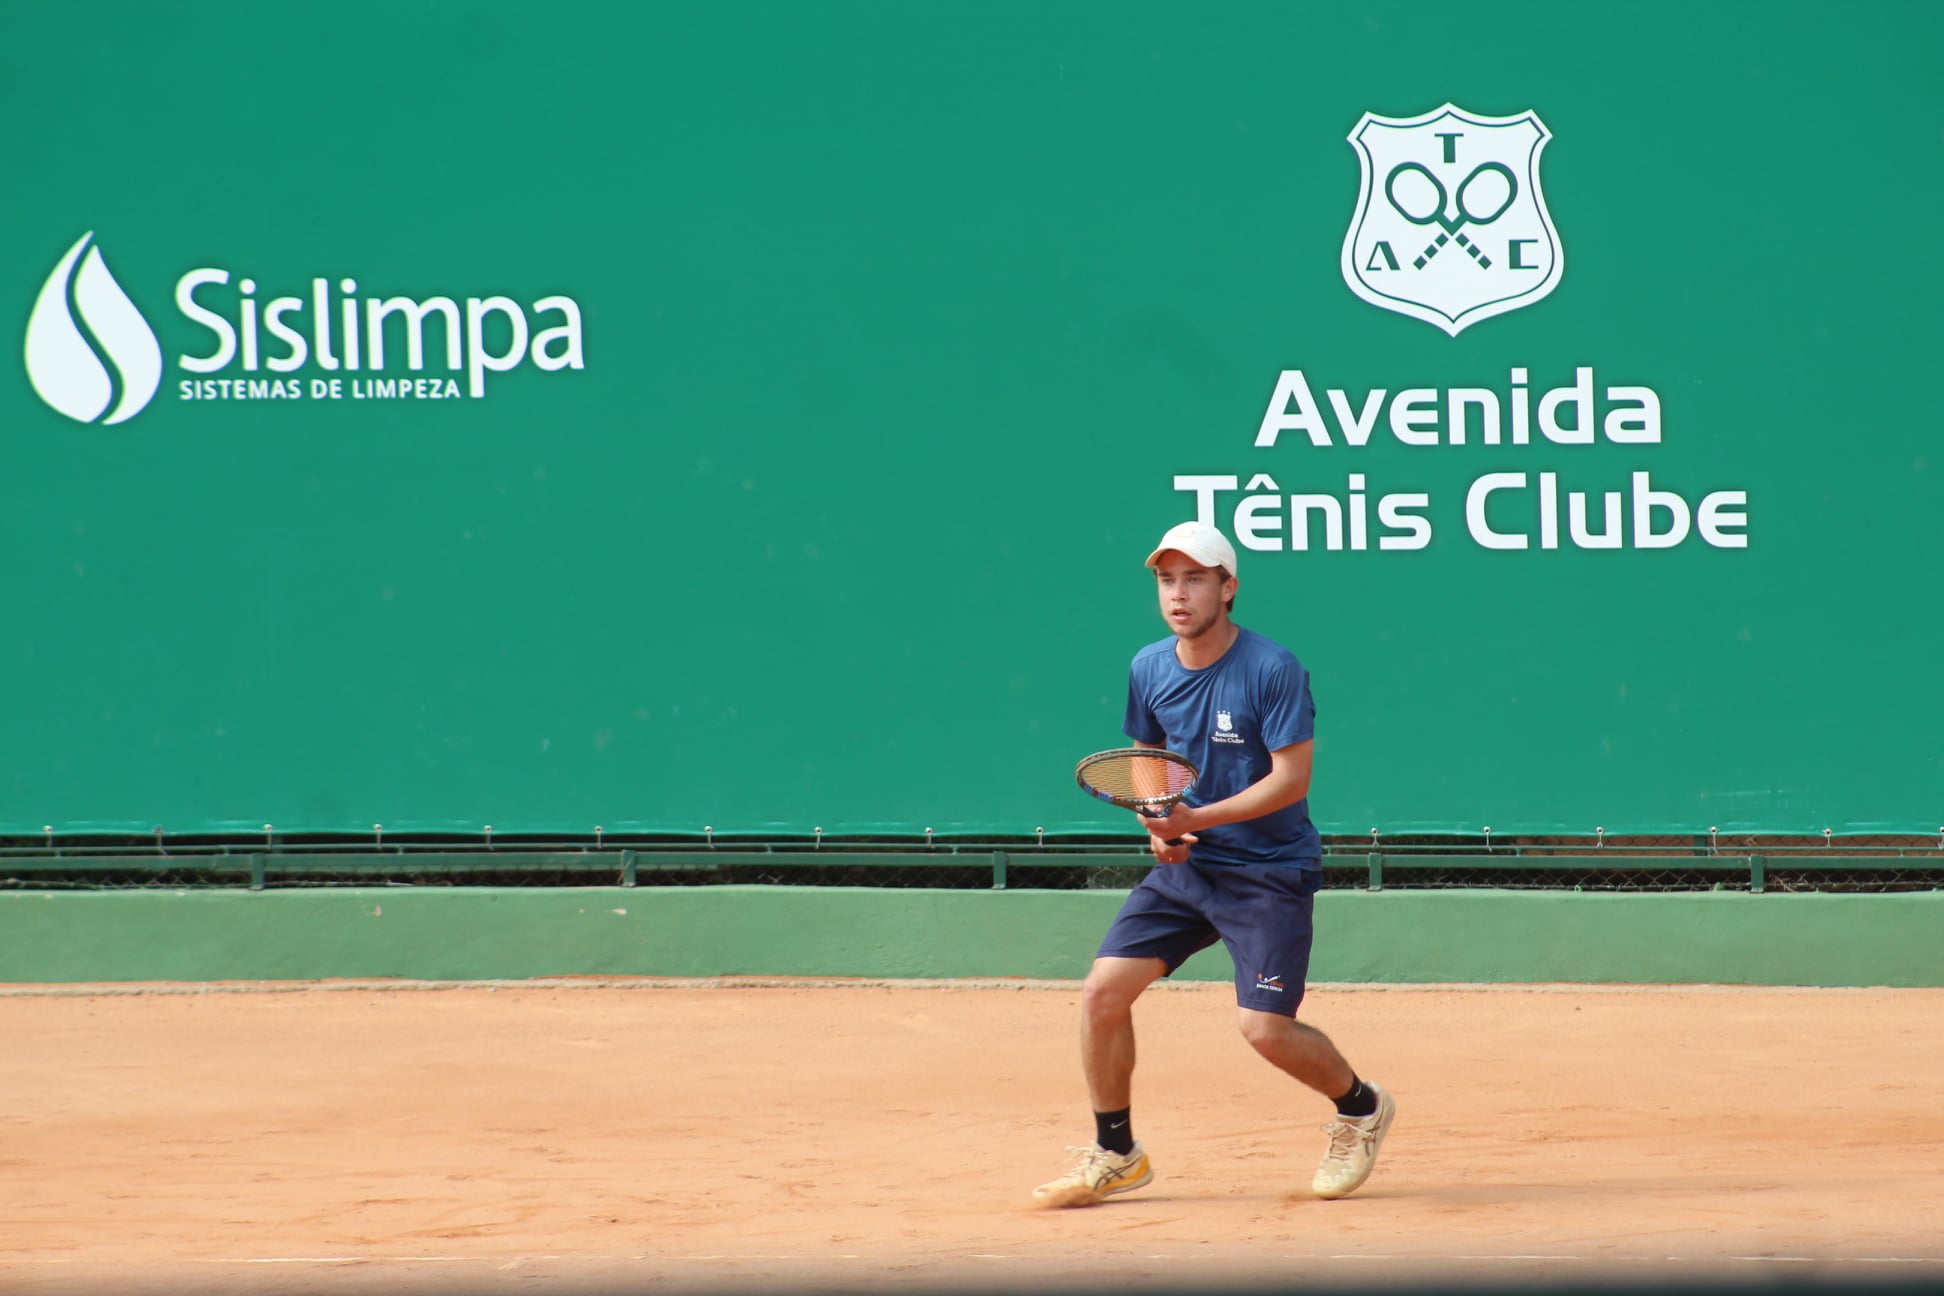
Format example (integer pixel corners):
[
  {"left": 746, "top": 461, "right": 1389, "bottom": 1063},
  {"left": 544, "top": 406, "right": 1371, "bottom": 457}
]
[{"left": 3, "top": 833, "right": 1941, "bottom": 893}]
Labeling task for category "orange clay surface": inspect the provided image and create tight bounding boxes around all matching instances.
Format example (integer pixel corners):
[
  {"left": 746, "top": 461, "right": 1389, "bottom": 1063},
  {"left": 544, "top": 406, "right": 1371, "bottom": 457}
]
[{"left": 3, "top": 979, "right": 1942, "bottom": 1294}]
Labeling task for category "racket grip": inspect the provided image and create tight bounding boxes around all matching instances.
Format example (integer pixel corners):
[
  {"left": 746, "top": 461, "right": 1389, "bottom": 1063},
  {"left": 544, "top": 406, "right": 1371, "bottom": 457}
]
[{"left": 1137, "top": 807, "right": 1187, "bottom": 849}]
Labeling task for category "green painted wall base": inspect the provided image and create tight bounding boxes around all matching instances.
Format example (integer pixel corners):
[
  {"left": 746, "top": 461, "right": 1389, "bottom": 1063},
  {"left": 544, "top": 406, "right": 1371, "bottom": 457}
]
[{"left": 1, "top": 887, "right": 1939, "bottom": 987}]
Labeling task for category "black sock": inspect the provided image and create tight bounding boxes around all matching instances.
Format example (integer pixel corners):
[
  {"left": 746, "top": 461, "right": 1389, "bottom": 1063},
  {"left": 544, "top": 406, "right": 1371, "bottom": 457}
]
[
  {"left": 1333, "top": 1076, "right": 1378, "bottom": 1118},
  {"left": 1094, "top": 1107, "right": 1134, "bottom": 1155}
]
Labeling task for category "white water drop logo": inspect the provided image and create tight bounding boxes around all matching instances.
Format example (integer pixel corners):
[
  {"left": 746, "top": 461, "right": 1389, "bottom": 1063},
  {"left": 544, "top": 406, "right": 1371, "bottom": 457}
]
[{"left": 24, "top": 232, "right": 163, "bottom": 425}]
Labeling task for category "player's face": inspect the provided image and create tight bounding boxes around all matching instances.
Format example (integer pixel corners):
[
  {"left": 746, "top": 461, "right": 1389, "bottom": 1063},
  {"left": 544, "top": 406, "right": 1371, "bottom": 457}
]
[{"left": 1153, "top": 553, "right": 1234, "bottom": 640}]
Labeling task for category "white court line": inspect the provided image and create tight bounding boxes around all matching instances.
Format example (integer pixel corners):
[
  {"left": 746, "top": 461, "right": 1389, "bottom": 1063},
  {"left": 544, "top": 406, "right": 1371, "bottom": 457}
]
[
  {"left": 1723, "top": 1256, "right": 1944, "bottom": 1265},
  {"left": 178, "top": 1251, "right": 1944, "bottom": 1268},
  {"left": 194, "top": 1256, "right": 476, "bottom": 1265}
]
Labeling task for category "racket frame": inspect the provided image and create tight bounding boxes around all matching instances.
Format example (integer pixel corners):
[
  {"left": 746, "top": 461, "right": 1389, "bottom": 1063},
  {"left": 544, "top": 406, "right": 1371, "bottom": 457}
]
[{"left": 1074, "top": 747, "right": 1201, "bottom": 846}]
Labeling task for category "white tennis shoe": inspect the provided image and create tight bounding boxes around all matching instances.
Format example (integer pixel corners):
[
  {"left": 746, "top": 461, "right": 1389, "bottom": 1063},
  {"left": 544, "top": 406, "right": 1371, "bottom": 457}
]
[
  {"left": 1312, "top": 1082, "right": 1396, "bottom": 1199},
  {"left": 1032, "top": 1142, "right": 1153, "bottom": 1208}
]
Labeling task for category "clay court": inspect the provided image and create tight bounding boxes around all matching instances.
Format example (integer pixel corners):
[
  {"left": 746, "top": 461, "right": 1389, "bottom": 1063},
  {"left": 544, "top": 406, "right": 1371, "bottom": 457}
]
[{"left": 3, "top": 978, "right": 1941, "bottom": 1294}]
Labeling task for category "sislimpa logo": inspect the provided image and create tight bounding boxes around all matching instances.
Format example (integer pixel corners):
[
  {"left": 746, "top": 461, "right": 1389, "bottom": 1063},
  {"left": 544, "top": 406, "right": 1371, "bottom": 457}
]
[
  {"left": 21, "top": 231, "right": 586, "bottom": 425},
  {"left": 1342, "top": 104, "right": 1564, "bottom": 336},
  {"left": 24, "top": 232, "right": 163, "bottom": 425}
]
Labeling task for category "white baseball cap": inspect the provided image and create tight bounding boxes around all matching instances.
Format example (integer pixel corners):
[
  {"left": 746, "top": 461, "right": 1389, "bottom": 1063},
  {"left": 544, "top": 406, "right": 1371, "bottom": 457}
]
[{"left": 1144, "top": 520, "right": 1238, "bottom": 574}]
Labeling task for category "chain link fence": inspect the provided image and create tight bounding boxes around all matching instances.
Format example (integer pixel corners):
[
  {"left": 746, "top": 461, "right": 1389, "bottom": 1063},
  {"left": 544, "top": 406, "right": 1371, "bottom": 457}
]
[{"left": 3, "top": 831, "right": 1941, "bottom": 893}]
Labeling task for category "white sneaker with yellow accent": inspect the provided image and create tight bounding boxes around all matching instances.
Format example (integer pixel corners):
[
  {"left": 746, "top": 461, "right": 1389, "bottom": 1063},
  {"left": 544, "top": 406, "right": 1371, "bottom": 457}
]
[
  {"left": 1032, "top": 1142, "right": 1153, "bottom": 1208},
  {"left": 1312, "top": 1082, "right": 1396, "bottom": 1199}
]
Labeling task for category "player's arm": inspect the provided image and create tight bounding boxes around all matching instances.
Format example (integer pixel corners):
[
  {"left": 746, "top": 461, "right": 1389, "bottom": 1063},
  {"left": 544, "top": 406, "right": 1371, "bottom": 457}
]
[{"left": 1150, "top": 739, "right": 1313, "bottom": 838}]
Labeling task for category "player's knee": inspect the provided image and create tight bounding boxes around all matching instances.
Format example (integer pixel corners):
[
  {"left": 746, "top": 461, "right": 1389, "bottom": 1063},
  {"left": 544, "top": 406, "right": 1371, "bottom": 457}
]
[
  {"left": 1080, "top": 977, "right": 1135, "bottom": 1021},
  {"left": 1081, "top": 964, "right": 1149, "bottom": 1018},
  {"left": 1236, "top": 1007, "right": 1289, "bottom": 1052}
]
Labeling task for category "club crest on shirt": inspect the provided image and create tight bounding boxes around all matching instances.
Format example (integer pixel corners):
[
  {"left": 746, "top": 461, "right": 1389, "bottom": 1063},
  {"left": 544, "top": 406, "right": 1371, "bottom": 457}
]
[{"left": 1212, "top": 709, "right": 1243, "bottom": 745}]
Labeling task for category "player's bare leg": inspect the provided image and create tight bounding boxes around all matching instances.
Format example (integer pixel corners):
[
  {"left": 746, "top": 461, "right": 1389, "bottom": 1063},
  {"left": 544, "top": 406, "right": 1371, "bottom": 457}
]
[
  {"left": 1236, "top": 1008, "right": 1354, "bottom": 1094},
  {"left": 1033, "top": 956, "right": 1165, "bottom": 1207},
  {"left": 1080, "top": 956, "right": 1165, "bottom": 1109},
  {"left": 1238, "top": 1007, "right": 1397, "bottom": 1199}
]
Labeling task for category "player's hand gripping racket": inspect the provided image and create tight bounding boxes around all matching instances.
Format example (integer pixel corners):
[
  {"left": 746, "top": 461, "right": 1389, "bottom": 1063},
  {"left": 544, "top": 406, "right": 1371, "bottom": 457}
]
[{"left": 1074, "top": 747, "right": 1201, "bottom": 846}]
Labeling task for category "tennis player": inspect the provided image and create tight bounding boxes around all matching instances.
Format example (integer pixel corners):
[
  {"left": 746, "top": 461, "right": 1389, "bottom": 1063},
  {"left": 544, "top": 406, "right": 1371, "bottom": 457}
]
[{"left": 1034, "top": 520, "right": 1395, "bottom": 1207}]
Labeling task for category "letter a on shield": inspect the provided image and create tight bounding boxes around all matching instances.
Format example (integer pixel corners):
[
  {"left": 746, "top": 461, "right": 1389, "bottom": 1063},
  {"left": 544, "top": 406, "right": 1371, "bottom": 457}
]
[{"left": 1341, "top": 104, "right": 1564, "bottom": 336}]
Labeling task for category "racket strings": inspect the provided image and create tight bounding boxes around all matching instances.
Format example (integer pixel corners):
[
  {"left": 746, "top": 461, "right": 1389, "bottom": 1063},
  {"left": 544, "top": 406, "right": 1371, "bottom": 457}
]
[{"left": 1081, "top": 753, "right": 1195, "bottom": 803}]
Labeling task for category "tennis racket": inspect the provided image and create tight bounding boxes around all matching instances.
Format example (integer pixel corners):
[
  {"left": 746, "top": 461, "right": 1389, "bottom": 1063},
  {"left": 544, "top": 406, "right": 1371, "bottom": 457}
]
[{"left": 1074, "top": 747, "right": 1200, "bottom": 846}]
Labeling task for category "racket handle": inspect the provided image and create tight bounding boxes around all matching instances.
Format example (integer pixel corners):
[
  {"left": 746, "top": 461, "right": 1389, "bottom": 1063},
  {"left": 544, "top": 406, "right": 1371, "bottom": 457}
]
[{"left": 1137, "top": 807, "right": 1188, "bottom": 848}]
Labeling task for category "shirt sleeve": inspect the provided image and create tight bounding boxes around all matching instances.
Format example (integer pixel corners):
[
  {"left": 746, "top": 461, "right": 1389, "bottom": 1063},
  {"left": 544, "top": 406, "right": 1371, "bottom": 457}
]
[
  {"left": 1257, "top": 657, "right": 1315, "bottom": 750},
  {"left": 1122, "top": 658, "right": 1165, "bottom": 746}
]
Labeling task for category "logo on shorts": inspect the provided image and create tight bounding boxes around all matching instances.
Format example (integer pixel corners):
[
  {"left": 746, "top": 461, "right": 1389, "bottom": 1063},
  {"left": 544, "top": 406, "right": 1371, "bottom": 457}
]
[
  {"left": 1342, "top": 103, "right": 1564, "bottom": 335},
  {"left": 1255, "top": 973, "right": 1285, "bottom": 994}
]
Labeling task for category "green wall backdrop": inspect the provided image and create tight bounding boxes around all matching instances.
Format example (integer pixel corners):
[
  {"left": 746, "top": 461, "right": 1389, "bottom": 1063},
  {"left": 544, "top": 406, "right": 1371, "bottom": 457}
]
[
  {"left": 4, "top": 1, "right": 1939, "bottom": 836},
  {"left": 4, "top": 888, "right": 1941, "bottom": 988}
]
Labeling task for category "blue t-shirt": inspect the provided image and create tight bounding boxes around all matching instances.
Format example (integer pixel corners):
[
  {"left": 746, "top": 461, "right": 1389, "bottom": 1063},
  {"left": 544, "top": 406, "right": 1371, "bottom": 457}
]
[{"left": 1122, "top": 625, "right": 1320, "bottom": 868}]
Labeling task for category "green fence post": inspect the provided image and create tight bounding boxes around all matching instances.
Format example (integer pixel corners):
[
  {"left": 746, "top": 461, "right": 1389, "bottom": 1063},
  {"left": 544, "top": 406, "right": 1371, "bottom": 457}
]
[{"left": 992, "top": 851, "right": 1008, "bottom": 890}]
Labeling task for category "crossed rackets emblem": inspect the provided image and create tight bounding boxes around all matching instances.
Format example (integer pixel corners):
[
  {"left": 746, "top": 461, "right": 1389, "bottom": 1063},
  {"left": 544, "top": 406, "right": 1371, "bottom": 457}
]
[{"left": 1384, "top": 161, "right": 1518, "bottom": 270}]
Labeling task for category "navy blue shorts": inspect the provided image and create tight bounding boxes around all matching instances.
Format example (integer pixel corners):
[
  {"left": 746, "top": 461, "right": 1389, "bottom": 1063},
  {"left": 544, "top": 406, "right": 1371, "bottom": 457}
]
[{"left": 1097, "top": 860, "right": 1322, "bottom": 1016}]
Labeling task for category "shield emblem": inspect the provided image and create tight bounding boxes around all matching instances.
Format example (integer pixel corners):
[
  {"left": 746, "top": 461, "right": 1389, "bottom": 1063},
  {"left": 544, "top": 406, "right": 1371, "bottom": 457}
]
[{"left": 1342, "top": 104, "right": 1564, "bottom": 336}]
